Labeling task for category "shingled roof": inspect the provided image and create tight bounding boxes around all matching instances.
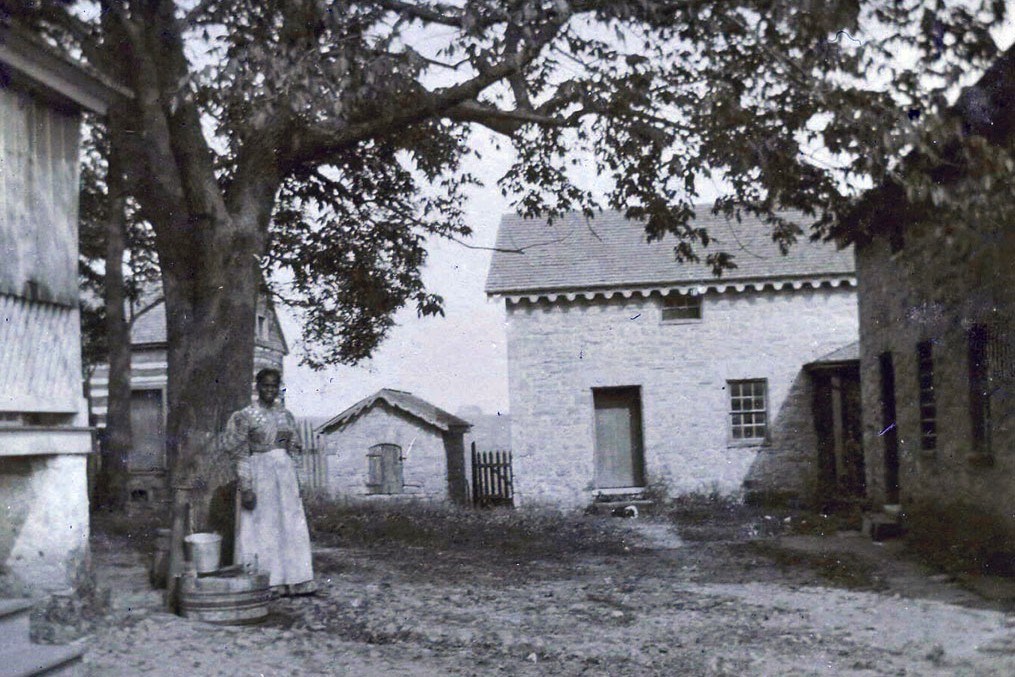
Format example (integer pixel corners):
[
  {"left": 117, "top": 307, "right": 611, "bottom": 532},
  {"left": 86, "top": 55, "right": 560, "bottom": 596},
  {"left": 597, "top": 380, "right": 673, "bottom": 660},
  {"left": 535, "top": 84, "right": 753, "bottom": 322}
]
[
  {"left": 128, "top": 290, "right": 288, "bottom": 355},
  {"left": 485, "top": 209, "right": 855, "bottom": 299},
  {"left": 317, "top": 389, "right": 472, "bottom": 435}
]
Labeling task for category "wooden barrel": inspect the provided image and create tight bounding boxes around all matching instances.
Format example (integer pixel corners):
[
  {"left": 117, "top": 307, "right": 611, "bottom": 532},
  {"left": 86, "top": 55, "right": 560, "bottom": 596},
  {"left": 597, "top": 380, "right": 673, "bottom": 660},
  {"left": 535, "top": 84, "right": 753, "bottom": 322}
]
[{"left": 179, "top": 573, "right": 270, "bottom": 625}]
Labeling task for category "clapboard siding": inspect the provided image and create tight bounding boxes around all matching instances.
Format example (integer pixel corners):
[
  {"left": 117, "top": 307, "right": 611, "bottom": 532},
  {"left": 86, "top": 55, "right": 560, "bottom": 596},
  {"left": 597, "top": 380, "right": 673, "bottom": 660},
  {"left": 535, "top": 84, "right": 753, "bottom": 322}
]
[
  {"left": 0, "top": 294, "right": 81, "bottom": 412},
  {"left": 0, "top": 86, "right": 80, "bottom": 306}
]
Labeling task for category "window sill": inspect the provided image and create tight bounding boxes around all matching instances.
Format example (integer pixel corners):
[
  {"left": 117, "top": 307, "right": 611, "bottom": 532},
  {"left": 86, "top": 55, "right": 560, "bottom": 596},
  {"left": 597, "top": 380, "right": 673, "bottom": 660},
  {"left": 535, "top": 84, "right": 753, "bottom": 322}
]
[
  {"left": 966, "top": 453, "right": 995, "bottom": 468},
  {"left": 727, "top": 439, "right": 770, "bottom": 449}
]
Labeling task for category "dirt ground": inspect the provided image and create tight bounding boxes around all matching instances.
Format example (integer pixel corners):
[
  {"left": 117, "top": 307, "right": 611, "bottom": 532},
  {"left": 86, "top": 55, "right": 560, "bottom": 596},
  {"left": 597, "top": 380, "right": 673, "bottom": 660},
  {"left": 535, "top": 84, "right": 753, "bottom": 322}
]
[{"left": 74, "top": 506, "right": 1015, "bottom": 676}]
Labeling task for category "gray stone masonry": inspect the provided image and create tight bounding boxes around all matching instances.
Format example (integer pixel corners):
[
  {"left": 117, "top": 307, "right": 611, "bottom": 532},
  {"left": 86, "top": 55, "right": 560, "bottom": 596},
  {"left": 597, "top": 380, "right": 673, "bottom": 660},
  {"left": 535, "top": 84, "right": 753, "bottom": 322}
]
[
  {"left": 856, "top": 219, "right": 1013, "bottom": 523},
  {"left": 320, "top": 403, "right": 451, "bottom": 500},
  {"left": 504, "top": 285, "right": 859, "bottom": 509}
]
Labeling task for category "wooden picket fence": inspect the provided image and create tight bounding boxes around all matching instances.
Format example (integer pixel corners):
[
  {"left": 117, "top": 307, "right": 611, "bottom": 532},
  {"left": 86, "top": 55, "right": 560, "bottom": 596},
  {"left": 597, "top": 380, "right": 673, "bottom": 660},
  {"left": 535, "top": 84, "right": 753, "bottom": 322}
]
[
  {"left": 471, "top": 442, "right": 514, "bottom": 508},
  {"left": 296, "top": 417, "right": 327, "bottom": 493}
]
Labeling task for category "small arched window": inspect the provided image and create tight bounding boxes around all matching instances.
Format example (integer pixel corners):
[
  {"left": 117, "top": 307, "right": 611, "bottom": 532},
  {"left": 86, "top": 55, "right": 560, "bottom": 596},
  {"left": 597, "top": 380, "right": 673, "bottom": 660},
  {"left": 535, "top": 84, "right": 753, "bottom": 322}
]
[{"left": 366, "top": 443, "right": 403, "bottom": 494}]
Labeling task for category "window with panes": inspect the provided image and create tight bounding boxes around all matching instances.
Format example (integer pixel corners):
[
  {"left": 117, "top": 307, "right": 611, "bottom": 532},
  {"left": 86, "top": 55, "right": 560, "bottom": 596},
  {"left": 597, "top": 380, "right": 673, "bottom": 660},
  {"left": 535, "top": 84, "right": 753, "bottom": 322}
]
[
  {"left": 728, "top": 379, "right": 768, "bottom": 442},
  {"left": 661, "top": 293, "right": 702, "bottom": 322}
]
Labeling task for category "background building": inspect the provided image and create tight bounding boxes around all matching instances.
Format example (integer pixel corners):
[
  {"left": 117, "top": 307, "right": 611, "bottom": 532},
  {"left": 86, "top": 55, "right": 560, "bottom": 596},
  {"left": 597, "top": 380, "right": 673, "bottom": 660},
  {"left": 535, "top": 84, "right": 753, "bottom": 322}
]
[{"left": 486, "top": 209, "right": 860, "bottom": 509}]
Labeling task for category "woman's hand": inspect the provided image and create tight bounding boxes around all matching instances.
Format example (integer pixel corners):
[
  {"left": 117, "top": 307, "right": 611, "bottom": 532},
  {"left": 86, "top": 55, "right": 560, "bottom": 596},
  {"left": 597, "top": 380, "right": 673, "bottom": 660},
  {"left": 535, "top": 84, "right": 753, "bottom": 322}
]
[{"left": 241, "top": 489, "right": 257, "bottom": 510}]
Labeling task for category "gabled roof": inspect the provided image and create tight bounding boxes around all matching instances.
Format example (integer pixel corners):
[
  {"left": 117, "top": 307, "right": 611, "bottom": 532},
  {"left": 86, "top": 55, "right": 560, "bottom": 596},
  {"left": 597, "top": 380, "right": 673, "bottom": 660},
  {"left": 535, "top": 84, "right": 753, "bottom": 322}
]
[
  {"left": 128, "top": 288, "right": 288, "bottom": 355},
  {"left": 317, "top": 389, "right": 472, "bottom": 435},
  {"left": 485, "top": 208, "right": 855, "bottom": 299}
]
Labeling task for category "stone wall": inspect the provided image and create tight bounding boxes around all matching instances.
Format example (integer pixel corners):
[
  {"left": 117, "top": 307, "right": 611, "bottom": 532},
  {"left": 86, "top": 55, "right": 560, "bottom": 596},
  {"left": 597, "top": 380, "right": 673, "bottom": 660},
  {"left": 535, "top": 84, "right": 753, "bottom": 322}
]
[
  {"left": 503, "top": 285, "right": 858, "bottom": 509},
  {"left": 856, "top": 219, "right": 1013, "bottom": 521},
  {"left": 0, "top": 454, "right": 90, "bottom": 595},
  {"left": 321, "top": 404, "right": 454, "bottom": 500}
]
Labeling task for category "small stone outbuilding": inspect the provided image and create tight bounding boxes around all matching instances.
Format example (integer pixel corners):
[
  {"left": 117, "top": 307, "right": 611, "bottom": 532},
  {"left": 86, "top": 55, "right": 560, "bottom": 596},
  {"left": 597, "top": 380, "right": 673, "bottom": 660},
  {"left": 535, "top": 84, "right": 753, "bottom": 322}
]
[
  {"left": 486, "top": 208, "right": 861, "bottom": 509},
  {"left": 317, "top": 390, "right": 471, "bottom": 503}
]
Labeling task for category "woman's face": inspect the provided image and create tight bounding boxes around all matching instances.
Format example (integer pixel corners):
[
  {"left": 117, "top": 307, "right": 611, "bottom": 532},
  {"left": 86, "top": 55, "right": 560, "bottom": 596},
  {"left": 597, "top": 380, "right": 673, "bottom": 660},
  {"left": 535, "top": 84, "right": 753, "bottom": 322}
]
[{"left": 257, "top": 375, "right": 280, "bottom": 405}]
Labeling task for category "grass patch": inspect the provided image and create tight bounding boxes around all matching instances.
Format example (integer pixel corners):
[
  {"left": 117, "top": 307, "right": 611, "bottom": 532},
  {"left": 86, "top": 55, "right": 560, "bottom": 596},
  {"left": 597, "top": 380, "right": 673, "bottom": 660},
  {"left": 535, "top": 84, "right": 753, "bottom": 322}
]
[
  {"left": 748, "top": 541, "right": 884, "bottom": 590},
  {"left": 664, "top": 490, "right": 864, "bottom": 543},
  {"left": 781, "top": 509, "right": 863, "bottom": 537},
  {"left": 664, "top": 490, "right": 770, "bottom": 541},
  {"left": 906, "top": 502, "right": 1015, "bottom": 577},
  {"left": 306, "top": 498, "right": 631, "bottom": 559}
]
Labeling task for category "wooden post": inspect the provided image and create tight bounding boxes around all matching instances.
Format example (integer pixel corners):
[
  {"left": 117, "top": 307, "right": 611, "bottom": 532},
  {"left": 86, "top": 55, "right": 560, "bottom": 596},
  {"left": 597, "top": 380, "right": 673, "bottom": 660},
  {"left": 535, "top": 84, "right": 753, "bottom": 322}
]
[{"left": 164, "top": 483, "right": 194, "bottom": 613}]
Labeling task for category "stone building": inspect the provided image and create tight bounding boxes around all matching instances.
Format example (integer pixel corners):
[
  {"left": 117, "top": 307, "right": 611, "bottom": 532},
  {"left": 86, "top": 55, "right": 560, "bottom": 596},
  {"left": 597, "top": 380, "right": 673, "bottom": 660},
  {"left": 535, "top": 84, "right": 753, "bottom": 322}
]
[
  {"left": 1, "top": 27, "right": 120, "bottom": 595},
  {"left": 486, "top": 209, "right": 860, "bottom": 509},
  {"left": 855, "top": 215, "right": 1012, "bottom": 526},
  {"left": 87, "top": 291, "right": 288, "bottom": 506},
  {"left": 317, "top": 389, "right": 471, "bottom": 503}
]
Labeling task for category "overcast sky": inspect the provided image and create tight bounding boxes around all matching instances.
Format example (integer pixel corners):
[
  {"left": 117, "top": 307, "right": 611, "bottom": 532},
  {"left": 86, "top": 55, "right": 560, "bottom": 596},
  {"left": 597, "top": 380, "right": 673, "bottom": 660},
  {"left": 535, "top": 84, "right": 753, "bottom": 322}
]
[{"left": 279, "top": 140, "right": 516, "bottom": 420}]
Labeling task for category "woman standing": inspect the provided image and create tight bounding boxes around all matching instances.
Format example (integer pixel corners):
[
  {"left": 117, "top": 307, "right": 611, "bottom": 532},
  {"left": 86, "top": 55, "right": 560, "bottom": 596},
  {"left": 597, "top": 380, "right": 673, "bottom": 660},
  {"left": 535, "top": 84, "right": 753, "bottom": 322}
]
[{"left": 222, "top": 368, "right": 315, "bottom": 595}]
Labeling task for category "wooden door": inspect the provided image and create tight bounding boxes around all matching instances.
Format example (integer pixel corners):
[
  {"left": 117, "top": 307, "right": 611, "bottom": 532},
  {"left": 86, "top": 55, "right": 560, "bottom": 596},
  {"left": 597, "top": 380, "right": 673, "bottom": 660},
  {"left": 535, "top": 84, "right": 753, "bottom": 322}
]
[
  {"left": 129, "top": 389, "right": 165, "bottom": 471},
  {"left": 367, "top": 443, "right": 403, "bottom": 494},
  {"left": 593, "top": 387, "right": 645, "bottom": 489},
  {"left": 878, "top": 353, "right": 900, "bottom": 504}
]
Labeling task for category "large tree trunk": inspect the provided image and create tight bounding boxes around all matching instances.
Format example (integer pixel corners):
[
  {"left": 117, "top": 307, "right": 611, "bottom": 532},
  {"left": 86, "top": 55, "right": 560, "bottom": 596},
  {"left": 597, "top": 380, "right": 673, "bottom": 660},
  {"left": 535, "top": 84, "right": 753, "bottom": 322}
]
[
  {"left": 106, "top": 1, "right": 282, "bottom": 604},
  {"left": 162, "top": 240, "right": 261, "bottom": 518},
  {"left": 94, "top": 136, "right": 132, "bottom": 512},
  {"left": 159, "top": 223, "right": 263, "bottom": 602}
]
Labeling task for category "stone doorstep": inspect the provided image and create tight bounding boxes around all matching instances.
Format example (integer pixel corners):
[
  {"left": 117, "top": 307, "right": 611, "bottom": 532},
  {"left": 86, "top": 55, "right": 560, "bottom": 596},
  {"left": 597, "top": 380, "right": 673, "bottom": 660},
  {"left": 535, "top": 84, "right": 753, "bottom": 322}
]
[
  {"left": 0, "top": 599, "right": 33, "bottom": 650},
  {"left": 1, "top": 599, "right": 86, "bottom": 676},
  {"left": 4, "top": 642, "right": 85, "bottom": 677},
  {"left": 862, "top": 512, "right": 905, "bottom": 542}
]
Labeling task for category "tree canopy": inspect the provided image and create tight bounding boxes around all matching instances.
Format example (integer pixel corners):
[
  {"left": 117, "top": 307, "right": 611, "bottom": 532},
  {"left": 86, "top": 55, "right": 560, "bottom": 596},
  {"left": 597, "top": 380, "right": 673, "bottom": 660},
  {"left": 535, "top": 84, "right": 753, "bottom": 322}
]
[{"left": 9, "top": 1, "right": 1012, "bottom": 371}]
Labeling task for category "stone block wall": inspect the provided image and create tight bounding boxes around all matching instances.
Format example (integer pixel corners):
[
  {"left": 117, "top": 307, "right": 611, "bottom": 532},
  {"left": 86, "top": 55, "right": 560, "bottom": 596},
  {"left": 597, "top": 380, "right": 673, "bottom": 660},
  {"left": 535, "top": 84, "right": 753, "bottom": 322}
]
[
  {"left": 856, "top": 219, "right": 1013, "bottom": 521},
  {"left": 504, "top": 284, "right": 859, "bottom": 509},
  {"left": 321, "top": 404, "right": 453, "bottom": 500},
  {"left": 0, "top": 454, "right": 90, "bottom": 595}
]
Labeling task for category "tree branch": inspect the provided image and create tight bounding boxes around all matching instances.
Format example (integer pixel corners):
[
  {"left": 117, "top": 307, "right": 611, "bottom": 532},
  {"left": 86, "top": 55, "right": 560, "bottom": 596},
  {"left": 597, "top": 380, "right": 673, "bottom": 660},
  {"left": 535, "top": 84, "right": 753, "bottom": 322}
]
[
  {"left": 286, "top": 14, "right": 571, "bottom": 164},
  {"left": 445, "top": 101, "right": 576, "bottom": 135},
  {"left": 363, "top": 0, "right": 468, "bottom": 28},
  {"left": 128, "top": 295, "right": 165, "bottom": 328}
]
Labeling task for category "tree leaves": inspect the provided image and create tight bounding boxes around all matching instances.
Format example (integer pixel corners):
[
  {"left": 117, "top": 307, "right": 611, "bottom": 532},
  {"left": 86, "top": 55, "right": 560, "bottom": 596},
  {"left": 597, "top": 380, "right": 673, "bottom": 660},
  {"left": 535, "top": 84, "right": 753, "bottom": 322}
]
[{"left": 18, "top": 0, "right": 1013, "bottom": 368}]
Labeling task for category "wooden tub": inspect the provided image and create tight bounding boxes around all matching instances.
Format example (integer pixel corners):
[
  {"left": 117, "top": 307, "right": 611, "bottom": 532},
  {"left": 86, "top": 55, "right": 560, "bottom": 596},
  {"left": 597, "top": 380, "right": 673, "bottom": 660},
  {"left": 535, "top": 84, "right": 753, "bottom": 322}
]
[{"left": 179, "top": 572, "right": 270, "bottom": 625}]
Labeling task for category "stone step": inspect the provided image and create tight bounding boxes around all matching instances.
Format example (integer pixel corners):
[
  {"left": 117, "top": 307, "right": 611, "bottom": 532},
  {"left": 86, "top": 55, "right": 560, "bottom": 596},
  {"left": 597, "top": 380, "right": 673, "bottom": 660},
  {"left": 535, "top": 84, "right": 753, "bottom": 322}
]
[
  {"left": 0, "top": 599, "right": 34, "bottom": 651},
  {"left": 3, "top": 642, "right": 85, "bottom": 677},
  {"left": 862, "top": 512, "right": 905, "bottom": 542}
]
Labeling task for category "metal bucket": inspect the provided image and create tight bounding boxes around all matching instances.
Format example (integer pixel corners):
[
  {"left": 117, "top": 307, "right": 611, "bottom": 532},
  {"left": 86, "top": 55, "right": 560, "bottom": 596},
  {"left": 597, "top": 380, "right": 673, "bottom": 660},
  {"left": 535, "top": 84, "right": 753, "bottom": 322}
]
[
  {"left": 183, "top": 532, "right": 222, "bottom": 573},
  {"left": 179, "top": 572, "right": 270, "bottom": 625}
]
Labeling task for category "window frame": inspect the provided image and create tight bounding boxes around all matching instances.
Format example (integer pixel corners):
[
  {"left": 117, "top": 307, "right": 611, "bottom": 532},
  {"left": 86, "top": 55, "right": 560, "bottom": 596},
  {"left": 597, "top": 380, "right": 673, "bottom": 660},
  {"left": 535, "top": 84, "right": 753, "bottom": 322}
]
[
  {"left": 968, "top": 325, "right": 992, "bottom": 457},
  {"left": 660, "top": 292, "right": 703, "bottom": 323},
  {"left": 727, "top": 379, "right": 769, "bottom": 446},
  {"left": 916, "top": 341, "right": 937, "bottom": 452}
]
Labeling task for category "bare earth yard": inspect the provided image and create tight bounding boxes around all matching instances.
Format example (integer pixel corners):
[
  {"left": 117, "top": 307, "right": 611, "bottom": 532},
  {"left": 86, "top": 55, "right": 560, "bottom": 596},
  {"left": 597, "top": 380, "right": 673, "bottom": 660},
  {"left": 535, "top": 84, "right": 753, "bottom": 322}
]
[{"left": 76, "top": 504, "right": 1015, "bottom": 676}]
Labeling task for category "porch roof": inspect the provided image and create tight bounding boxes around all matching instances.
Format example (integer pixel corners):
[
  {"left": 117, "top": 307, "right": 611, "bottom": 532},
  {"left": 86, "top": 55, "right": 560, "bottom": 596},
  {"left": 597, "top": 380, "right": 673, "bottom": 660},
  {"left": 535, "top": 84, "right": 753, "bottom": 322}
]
[{"left": 806, "top": 341, "right": 860, "bottom": 370}]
